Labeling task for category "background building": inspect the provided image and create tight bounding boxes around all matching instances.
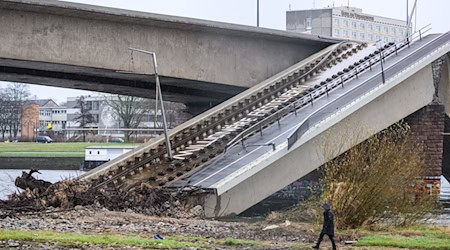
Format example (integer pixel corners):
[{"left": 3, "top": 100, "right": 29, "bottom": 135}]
[
  {"left": 36, "top": 99, "right": 67, "bottom": 131},
  {"left": 20, "top": 103, "right": 39, "bottom": 141},
  {"left": 286, "top": 6, "right": 410, "bottom": 43},
  {"left": 66, "top": 96, "right": 103, "bottom": 129},
  {"left": 64, "top": 95, "right": 189, "bottom": 142}
]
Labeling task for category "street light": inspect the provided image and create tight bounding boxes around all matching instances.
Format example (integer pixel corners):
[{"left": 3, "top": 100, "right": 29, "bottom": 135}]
[
  {"left": 380, "top": 51, "right": 386, "bottom": 84},
  {"left": 257, "top": 0, "right": 259, "bottom": 27},
  {"left": 128, "top": 47, "right": 173, "bottom": 159}
]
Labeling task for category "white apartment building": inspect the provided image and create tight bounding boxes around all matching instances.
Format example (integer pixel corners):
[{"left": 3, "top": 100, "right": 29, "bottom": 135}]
[
  {"left": 65, "top": 95, "right": 158, "bottom": 130},
  {"left": 35, "top": 99, "right": 67, "bottom": 131},
  {"left": 287, "top": 6, "right": 410, "bottom": 44},
  {"left": 66, "top": 95, "right": 106, "bottom": 129}
]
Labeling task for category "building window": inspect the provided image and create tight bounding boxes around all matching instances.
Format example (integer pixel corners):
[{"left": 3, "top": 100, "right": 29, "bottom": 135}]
[
  {"left": 305, "top": 17, "right": 312, "bottom": 31},
  {"left": 368, "top": 34, "right": 373, "bottom": 41},
  {"left": 391, "top": 37, "right": 396, "bottom": 42},
  {"left": 92, "top": 101, "right": 100, "bottom": 111},
  {"left": 392, "top": 27, "right": 396, "bottom": 35},
  {"left": 334, "top": 18, "right": 340, "bottom": 25},
  {"left": 376, "top": 25, "right": 381, "bottom": 32},
  {"left": 343, "top": 30, "right": 348, "bottom": 36},
  {"left": 335, "top": 29, "right": 340, "bottom": 36},
  {"left": 360, "top": 23, "right": 365, "bottom": 30},
  {"left": 376, "top": 35, "right": 381, "bottom": 41},
  {"left": 86, "top": 101, "right": 93, "bottom": 110},
  {"left": 352, "top": 21, "right": 357, "bottom": 28},
  {"left": 384, "top": 37, "right": 389, "bottom": 43},
  {"left": 360, "top": 33, "right": 365, "bottom": 40},
  {"left": 344, "top": 20, "right": 348, "bottom": 27},
  {"left": 384, "top": 26, "right": 389, "bottom": 33},
  {"left": 400, "top": 29, "right": 404, "bottom": 36},
  {"left": 368, "top": 24, "right": 373, "bottom": 30},
  {"left": 352, "top": 31, "right": 357, "bottom": 38}
]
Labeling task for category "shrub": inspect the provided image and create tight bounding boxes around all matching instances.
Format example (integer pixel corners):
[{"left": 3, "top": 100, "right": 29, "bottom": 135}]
[{"left": 320, "top": 123, "right": 437, "bottom": 229}]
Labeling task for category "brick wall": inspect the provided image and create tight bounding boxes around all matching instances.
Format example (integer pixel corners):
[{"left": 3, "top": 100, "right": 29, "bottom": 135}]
[{"left": 404, "top": 104, "right": 445, "bottom": 177}]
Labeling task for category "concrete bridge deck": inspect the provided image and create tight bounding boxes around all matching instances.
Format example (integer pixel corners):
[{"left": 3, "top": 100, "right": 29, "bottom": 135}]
[
  {"left": 76, "top": 29, "right": 450, "bottom": 217},
  {"left": 0, "top": 0, "right": 334, "bottom": 107},
  {"left": 183, "top": 32, "right": 450, "bottom": 217}
]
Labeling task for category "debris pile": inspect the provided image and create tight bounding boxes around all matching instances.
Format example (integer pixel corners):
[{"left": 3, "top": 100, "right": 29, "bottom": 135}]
[{"left": 1, "top": 169, "right": 207, "bottom": 219}]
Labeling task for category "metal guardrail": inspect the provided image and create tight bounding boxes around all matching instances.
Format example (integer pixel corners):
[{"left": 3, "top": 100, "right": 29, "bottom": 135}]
[
  {"left": 226, "top": 25, "right": 432, "bottom": 151},
  {"left": 287, "top": 25, "right": 445, "bottom": 150},
  {"left": 224, "top": 41, "right": 348, "bottom": 150}
]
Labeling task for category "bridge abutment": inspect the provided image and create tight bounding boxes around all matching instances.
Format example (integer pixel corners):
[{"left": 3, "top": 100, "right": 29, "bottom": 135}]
[{"left": 405, "top": 104, "right": 445, "bottom": 178}]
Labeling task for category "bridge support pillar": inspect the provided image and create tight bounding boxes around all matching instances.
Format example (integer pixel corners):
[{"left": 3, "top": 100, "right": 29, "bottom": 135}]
[{"left": 405, "top": 104, "right": 445, "bottom": 178}]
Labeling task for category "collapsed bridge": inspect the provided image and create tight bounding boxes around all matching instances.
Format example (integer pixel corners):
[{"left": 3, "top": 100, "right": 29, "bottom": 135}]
[{"left": 79, "top": 28, "right": 450, "bottom": 217}]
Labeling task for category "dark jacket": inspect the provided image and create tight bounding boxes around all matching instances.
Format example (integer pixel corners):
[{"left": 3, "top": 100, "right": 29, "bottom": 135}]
[{"left": 321, "top": 204, "right": 335, "bottom": 236}]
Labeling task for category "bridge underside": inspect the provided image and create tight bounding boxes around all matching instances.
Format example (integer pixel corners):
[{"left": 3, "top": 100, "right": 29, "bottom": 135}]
[
  {"left": 0, "top": 58, "right": 245, "bottom": 108},
  {"left": 0, "top": 0, "right": 332, "bottom": 110}
]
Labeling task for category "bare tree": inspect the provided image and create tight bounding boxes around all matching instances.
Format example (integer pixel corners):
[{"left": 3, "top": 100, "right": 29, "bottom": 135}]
[
  {"left": 165, "top": 101, "right": 190, "bottom": 128},
  {"left": 73, "top": 96, "right": 94, "bottom": 142},
  {"left": 0, "top": 83, "right": 30, "bottom": 139},
  {"left": 103, "top": 95, "right": 154, "bottom": 142},
  {"left": 0, "top": 89, "right": 8, "bottom": 140}
]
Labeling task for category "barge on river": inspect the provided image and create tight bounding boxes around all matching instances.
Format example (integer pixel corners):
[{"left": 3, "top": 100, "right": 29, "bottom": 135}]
[{"left": 81, "top": 145, "right": 137, "bottom": 171}]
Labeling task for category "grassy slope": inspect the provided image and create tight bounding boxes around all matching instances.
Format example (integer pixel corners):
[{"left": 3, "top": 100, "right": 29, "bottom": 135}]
[{"left": 0, "top": 142, "right": 139, "bottom": 157}]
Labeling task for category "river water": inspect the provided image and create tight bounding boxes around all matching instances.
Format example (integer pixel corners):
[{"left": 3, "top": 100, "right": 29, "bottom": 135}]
[{"left": 0, "top": 169, "right": 82, "bottom": 200}]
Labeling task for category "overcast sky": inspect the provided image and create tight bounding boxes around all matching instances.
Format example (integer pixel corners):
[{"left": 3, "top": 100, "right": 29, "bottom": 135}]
[{"left": 2, "top": 0, "right": 448, "bottom": 104}]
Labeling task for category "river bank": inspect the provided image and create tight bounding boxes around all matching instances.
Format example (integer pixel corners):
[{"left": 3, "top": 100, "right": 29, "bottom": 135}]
[
  {"left": 0, "top": 142, "right": 140, "bottom": 171},
  {"left": 0, "top": 206, "right": 449, "bottom": 249},
  {"left": 1, "top": 169, "right": 449, "bottom": 249},
  {"left": 0, "top": 157, "right": 82, "bottom": 170}
]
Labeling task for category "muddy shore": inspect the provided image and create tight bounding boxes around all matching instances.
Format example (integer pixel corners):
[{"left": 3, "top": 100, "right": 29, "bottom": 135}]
[{"left": 0, "top": 206, "right": 350, "bottom": 249}]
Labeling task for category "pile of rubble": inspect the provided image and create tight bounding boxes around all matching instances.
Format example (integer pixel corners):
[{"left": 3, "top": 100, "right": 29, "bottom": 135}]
[{"left": 1, "top": 169, "right": 206, "bottom": 219}]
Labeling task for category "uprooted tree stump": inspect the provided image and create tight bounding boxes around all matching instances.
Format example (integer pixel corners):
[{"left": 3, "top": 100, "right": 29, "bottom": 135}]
[
  {"left": 1, "top": 169, "right": 208, "bottom": 219},
  {"left": 14, "top": 169, "right": 52, "bottom": 194}
]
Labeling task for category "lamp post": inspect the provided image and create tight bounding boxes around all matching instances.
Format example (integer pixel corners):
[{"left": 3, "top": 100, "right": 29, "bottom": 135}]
[
  {"left": 380, "top": 51, "right": 385, "bottom": 83},
  {"left": 128, "top": 47, "right": 173, "bottom": 159},
  {"left": 257, "top": 0, "right": 260, "bottom": 27}
]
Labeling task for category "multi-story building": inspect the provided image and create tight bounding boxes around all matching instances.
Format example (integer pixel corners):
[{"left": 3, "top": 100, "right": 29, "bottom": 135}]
[
  {"left": 66, "top": 96, "right": 104, "bottom": 129},
  {"left": 287, "top": 6, "right": 410, "bottom": 44},
  {"left": 66, "top": 95, "right": 187, "bottom": 131},
  {"left": 35, "top": 99, "right": 67, "bottom": 131},
  {"left": 20, "top": 103, "right": 39, "bottom": 141}
]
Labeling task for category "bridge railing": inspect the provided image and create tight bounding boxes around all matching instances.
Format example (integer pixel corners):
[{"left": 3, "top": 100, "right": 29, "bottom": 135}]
[
  {"left": 287, "top": 25, "right": 447, "bottom": 150},
  {"left": 226, "top": 25, "right": 432, "bottom": 151},
  {"left": 224, "top": 41, "right": 348, "bottom": 150}
]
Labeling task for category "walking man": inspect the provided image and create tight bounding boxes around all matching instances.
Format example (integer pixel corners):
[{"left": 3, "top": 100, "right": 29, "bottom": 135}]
[{"left": 313, "top": 203, "right": 337, "bottom": 249}]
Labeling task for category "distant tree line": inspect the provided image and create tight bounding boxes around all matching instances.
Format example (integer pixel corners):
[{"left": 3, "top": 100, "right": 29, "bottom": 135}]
[{"left": 0, "top": 83, "right": 30, "bottom": 140}]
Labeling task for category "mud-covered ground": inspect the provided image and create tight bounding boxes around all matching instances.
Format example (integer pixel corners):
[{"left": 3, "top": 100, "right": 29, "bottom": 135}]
[{"left": 0, "top": 206, "right": 359, "bottom": 249}]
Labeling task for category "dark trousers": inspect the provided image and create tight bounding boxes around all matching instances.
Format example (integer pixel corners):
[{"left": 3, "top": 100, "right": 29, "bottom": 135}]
[{"left": 316, "top": 232, "right": 337, "bottom": 250}]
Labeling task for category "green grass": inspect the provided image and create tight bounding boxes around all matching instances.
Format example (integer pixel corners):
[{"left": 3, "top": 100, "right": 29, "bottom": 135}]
[
  {"left": 356, "top": 225, "right": 450, "bottom": 249},
  {"left": 0, "top": 229, "right": 266, "bottom": 249},
  {"left": 0, "top": 229, "right": 208, "bottom": 249},
  {"left": 220, "top": 237, "right": 262, "bottom": 247},
  {"left": 356, "top": 235, "right": 450, "bottom": 249},
  {"left": 0, "top": 142, "right": 140, "bottom": 157}
]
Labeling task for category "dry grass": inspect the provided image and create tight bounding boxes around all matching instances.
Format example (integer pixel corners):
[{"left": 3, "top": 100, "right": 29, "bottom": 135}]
[{"left": 320, "top": 123, "right": 438, "bottom": 229}]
